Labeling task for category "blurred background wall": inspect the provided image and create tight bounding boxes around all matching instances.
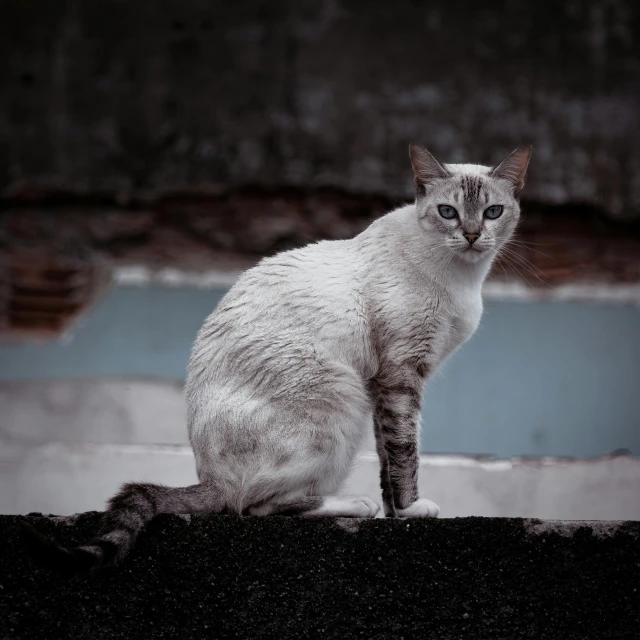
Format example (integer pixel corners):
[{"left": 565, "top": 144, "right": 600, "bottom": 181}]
[{"left": 1, "top": 0, "right": 639, "bottom": 516}]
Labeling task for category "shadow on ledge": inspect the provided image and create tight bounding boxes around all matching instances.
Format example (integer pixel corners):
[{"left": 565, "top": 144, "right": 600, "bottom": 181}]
[{"left": 1, "top": 514, "right": 639, "bottom": 639}]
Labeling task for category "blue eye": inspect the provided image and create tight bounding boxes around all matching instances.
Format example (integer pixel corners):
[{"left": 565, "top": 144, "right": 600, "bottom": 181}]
[
  {"left": 484, "top": 205, "right": 503, "bottom": 219},
  {"left": 438, "top": 205, "right": 458, "bottom": 220}
]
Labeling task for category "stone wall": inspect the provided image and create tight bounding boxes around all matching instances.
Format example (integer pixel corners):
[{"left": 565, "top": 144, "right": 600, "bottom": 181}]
[{"left": 1, "top": 0, "right": 639, "bottom": 219}]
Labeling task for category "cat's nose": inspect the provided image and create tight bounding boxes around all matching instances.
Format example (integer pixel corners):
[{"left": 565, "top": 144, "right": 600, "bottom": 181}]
[{"left": 463, "top": 232, "right": 480, "bottom": 245}]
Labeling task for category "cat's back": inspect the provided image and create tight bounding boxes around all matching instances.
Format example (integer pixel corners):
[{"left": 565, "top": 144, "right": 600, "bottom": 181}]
[
  {"left": 188, "top": 238, "right": 370, "bottom": 382},
  {"left": 224, "top": 238, "right": 363, "bottom": 327}
]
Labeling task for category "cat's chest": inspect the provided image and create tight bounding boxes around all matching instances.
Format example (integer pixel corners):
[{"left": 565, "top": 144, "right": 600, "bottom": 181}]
[
  {"left": 449, "top": 293, "right": 482, "bottom": 340},
  {"left": 437, "top": 290, "right": 483, "bottom": 360},
  {"left": 373, "top": 283, "right": 483, "bottom": 373}
]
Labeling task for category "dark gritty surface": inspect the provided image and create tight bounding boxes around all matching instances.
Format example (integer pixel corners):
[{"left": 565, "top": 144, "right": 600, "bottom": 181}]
[{"left": 1, "top": 514, "right": 639, "bottom": 639}]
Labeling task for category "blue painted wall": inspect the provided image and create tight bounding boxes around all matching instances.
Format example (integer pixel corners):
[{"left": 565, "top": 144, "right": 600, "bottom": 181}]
[{"left": 1, "top": 285, "right": 639, "bottom": 458}]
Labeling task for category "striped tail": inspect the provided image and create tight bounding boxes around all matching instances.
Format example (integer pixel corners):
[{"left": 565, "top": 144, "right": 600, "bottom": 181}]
[{"left": 21, "top": 482, "right": 218, "bottom": 574}]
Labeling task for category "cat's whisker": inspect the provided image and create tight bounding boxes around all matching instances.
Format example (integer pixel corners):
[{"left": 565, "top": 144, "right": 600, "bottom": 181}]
[
  {"left": 508, "top": 236, "right": 553, "bottom": 248},
  {"left": 499, "top": 254, "right": 536, "bottom": 287},
  {"left": 490, "top": 254, "right": 510, "bottom": 280},
  {"left": 506, "top": 239, "right": 553, "bottom": 259},
  {"left": 499, "top": 248, "right": 549, "bottom": 287},
  {"left": 501, "top": 243, "right": 538, "bottom": 261},
  {"left": 435, "top": 247, "right": 458, "bottom": 274},
  {"left": 434, "top": 253, "right": 453, "bottom": 275},
  {"left": 500, "top": 249, "right": 546, "bottom": 281},
  {"left": 424, "top": 243, "right": 457, "bottom": 274},
  {"left": 500, "top": 246, "right": 548, "bottom": 279}
]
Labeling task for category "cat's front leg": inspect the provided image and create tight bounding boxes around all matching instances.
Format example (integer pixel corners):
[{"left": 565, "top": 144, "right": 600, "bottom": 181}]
[
  {"left": 372, "top": 414, "right": 396, "bottom": 517},
  {"left": 372, "top": 375, "right": 440, "bottom": 518}
]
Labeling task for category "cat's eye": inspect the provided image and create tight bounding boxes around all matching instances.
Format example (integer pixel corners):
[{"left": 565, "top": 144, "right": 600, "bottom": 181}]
[
  {"left": 484, "top": 205, "right": 503, "bottom": 219},
  {"left": 438, "top": 205, "right": 458, "bottom": 220}
]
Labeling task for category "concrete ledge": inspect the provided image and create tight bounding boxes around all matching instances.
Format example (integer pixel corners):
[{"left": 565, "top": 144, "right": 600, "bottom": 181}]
[
  {"left": 4, "top": 444, "right": 640, "bottom": 520},
  {"left": 1, "top": 514, "right": 639, "bottom": 639}
]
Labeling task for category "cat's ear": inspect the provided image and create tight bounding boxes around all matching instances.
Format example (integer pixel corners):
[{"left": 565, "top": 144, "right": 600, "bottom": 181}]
[
  {"left": 409, "top": 144, "right": 450, "bottom": 196},
  {"left": 490, "top": 146, "right": 532, "bottom": 196}
]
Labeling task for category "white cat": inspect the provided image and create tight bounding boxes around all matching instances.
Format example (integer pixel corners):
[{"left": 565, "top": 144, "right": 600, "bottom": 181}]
[{"left": 23, "top": 144, "right": 531, "bottom": 571}]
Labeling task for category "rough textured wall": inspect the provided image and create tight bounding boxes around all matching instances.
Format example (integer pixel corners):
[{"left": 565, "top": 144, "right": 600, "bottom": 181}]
[
  {"left": 2, "top": 514, "right": 639, "bottom": 639},
  {"left": 1, "top": 0, "right": 639, "bottom": 218}
]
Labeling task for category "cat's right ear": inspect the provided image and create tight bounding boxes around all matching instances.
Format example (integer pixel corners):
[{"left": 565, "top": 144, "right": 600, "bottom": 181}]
[{"left": 409, "top": 144, "right": 450, "bottom": 197}]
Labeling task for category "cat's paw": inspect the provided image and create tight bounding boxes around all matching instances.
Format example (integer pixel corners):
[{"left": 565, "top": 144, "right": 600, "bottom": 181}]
[
  {"left": 325, "top": 496, "right": 380, "bottom": 518},
  {"left": 396, "top": 498, "right": 440, "bottom": 518},
  {"left": 347, "top": 496, "right": 381, "bottom": 518}
]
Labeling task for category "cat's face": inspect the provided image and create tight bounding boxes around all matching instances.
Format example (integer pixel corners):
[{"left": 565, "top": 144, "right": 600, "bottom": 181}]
[{"left": 410, "top": 145, "right": 531, "bottom": 265}]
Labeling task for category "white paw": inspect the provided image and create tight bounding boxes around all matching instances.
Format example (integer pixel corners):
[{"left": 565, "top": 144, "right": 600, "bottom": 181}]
[
  {"left": 396, "top": 498, "right": 440, "bottom": 518},
  {"left": 351, "top": 497, "right": 381, "bottom": 518},
  {"left": 328, "top": 496, "right": 380, "bottom": 518}
]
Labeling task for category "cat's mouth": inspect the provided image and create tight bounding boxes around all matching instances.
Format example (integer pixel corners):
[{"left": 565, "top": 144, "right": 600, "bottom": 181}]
[{"left": 458, "top": 243, "right": 491, "bottom": 261}]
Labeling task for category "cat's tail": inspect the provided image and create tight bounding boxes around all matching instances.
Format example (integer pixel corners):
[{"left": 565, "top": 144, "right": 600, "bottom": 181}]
[{"left": 20, "top": 481, "right": 219, "bottom": 574}]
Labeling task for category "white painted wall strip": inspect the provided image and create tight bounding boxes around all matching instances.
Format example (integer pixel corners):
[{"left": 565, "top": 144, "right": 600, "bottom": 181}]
[
  {"left": 3, "top": 443, "right": 639, "bottom": 520},
  {"left": 114, "top": 265, "right": 640, "bottom": 306}
]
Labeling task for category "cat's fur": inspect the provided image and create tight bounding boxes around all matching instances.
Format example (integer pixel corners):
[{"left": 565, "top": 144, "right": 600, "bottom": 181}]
[{"left": 22, "top": 144, "right": 531, "bottom": 572}]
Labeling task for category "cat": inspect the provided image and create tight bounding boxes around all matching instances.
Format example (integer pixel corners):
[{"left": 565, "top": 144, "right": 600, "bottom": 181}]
[{"left": 22, "top": 143, "right": 531, "bottom": 572}]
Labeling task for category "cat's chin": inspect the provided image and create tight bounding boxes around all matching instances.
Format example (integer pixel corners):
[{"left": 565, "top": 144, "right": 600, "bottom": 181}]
[{"left": 454, "top": 246, "right": 493, "bottom": 264}]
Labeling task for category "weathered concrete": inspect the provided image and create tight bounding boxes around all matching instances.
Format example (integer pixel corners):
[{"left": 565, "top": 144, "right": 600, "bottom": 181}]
[
  {"left": 0, "top": 380, "right": 188, "bottom": 462},
  {"left": 1, "top": 0, "right": 640, "bottom": 218},
  {"left": 1, "top": 514, "right": 638, "bottom": 639},
  {"left": 3, "top": 443, "right": 640, "bottom": 521}
]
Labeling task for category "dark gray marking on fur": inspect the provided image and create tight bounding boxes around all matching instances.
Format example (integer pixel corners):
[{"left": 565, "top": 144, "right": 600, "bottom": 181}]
[
  {"left": 94, "top": 539, "right": 120, "bottom": 565},
  {"left": 309, "top": 427, "right": 337, "bottom": 455},
  {"left": 370, "top": 374, "right": 422, "bottom": 512},
  {"left": 416, "top": 361, "right": 429, "bottom": 378},
  {"left": 22, "top": 482, "right": 220, "bottom": 573},
  {"left": 232, "top": 434, "right": 261, "bottom": 457},
  {"left": 385, "top": 437, "right": 419, "bottom": 506},
  {"left": 367, "top": 306, "right": 437, "bottom": 513},
  {"left": 368, "top": 379, "right": 397, "bottom": 518},
  {"left": 274, "top": 451, "right": 294, "bottom": 469},
  {"left": 248, "top": 496, "right": 324, "bottom": 516},
  {"left": 101, "top": 516, "right": 139, "bottom": 537},
  {"left": 461, "top": 175, "right": 487, "bottom": 212},
  {"left": 374, "top": 417, "right": 396, "bottom": 517}
]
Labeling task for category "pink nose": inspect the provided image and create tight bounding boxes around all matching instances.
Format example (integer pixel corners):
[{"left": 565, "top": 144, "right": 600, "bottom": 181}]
[{"left": 463, "top": 232, "right": 480, "bottom": 245}]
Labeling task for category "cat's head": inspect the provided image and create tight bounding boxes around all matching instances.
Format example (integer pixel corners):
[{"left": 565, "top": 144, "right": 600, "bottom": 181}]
[{"left": 409, "top": 144, "right": 531, "bottom": 264}]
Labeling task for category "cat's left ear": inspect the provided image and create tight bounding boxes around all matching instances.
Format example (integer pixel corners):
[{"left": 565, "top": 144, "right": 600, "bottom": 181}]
[{"left": 490, "top": 146, "right": 532, "bottom": 196}]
